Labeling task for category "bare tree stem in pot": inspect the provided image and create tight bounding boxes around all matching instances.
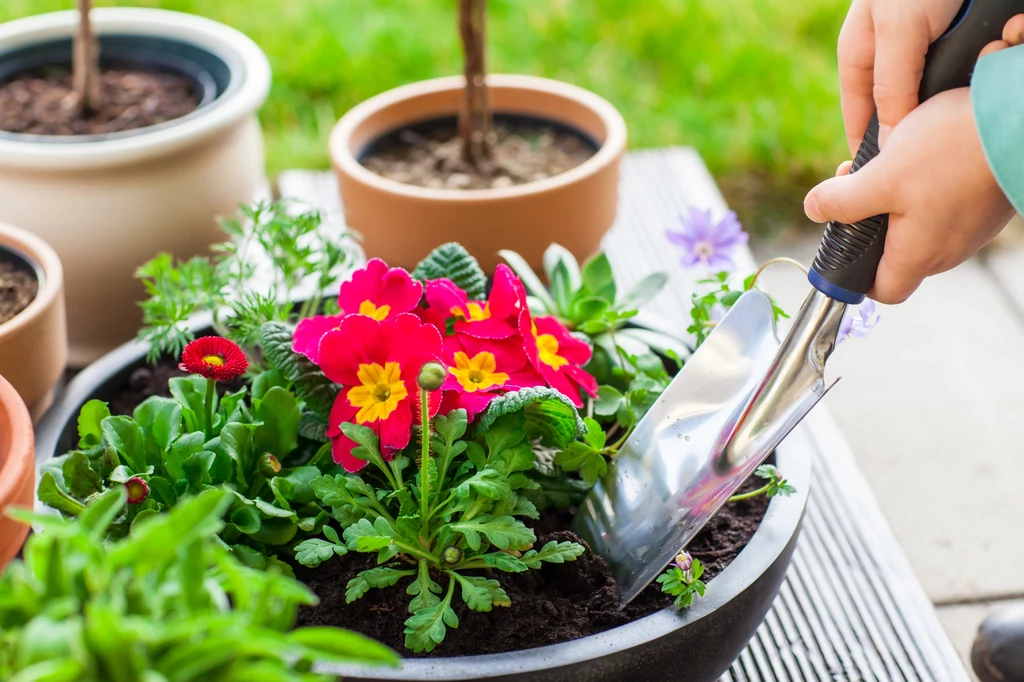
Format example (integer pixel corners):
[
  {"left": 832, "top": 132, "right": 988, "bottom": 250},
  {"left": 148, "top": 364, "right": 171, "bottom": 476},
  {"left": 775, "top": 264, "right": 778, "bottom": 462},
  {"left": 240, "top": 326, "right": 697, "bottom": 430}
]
[
  {"left": 73, "top": 0, "right": 101, "bottom": 113},
  {"left": 457, "top": 0, "right": 492, "bottom": 172}
]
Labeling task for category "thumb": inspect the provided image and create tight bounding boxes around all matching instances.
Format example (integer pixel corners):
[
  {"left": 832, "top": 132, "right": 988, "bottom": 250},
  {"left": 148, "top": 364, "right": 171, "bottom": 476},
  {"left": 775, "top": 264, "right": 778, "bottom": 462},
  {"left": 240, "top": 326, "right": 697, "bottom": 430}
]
[{"left": 804, "top": 158, "right": 893, "bottom": 225}]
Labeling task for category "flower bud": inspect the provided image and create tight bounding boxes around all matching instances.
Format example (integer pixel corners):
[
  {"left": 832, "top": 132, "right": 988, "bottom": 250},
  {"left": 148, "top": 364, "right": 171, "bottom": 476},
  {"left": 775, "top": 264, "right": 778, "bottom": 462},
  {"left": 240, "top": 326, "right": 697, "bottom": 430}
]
[
  {"left": 417, "top": 362, "right": 447, "bottom": 391},
  {"left": 674, "top": 551, "right": 693, "bottom": 573},
  {"left": 442, "top": 546, "right": 463, "bottom": 565},
  {"left": 258, "top": 453, "right": 282, "bottom": 478},
  {"left": 125, "top": 476, "right": 149, "bottom": 504}
]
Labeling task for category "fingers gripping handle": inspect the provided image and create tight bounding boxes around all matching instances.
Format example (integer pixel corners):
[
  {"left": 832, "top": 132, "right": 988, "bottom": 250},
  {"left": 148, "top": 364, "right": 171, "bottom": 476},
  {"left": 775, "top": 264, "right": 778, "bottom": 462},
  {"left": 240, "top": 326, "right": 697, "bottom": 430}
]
[{"left": 809, "top": 0, "right": 1022, "bottom": 304}]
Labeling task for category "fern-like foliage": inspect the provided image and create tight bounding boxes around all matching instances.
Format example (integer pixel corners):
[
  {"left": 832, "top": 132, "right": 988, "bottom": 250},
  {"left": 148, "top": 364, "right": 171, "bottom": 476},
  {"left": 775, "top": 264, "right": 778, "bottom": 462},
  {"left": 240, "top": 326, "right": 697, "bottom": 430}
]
[
  {"left": 477, "top": 387, "right": 586, "bottom": 448},
  {"left": 412, "top": 243, "right": 488, "bottom": 300},
  {"left": 259, "top": 322, "right": 339, "bottom": 419}
]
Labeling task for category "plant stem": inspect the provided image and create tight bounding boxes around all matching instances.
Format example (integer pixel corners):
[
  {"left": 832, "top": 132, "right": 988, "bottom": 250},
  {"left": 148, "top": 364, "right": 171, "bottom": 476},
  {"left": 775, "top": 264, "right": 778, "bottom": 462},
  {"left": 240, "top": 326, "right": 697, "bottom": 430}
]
[
  {"left": 602, "top": 425, "right": 635, "bottom": 455},
  {"left": 204, "top": 378, "right": 217, "bottom": 441},
  {"left": 73, "top": 0, "right": 101, "bottom": 113},
  {"left": 457, "top": 0, "right": 492, "bottom": 170},
  {"left": 728, "top": 483, "right": 771, "bottom": 502},
  {"left": 419, "top": 388, "right": 431, "bottom": 535},
  {"left": 394, "top": 541, "right": 438, "bottom": 565}
]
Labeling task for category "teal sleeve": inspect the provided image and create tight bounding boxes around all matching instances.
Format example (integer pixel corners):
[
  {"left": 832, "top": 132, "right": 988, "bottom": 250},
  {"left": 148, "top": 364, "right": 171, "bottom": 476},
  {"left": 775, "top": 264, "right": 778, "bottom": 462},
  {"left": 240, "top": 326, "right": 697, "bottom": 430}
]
[{"left": 972, "top": 45, "right": 1024, "bottom": 215}]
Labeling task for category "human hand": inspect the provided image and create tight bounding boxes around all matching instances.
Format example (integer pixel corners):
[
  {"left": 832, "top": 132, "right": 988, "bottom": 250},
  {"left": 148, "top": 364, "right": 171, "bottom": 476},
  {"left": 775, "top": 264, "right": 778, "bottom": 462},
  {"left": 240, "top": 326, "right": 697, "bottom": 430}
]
[
  {"left": 806, "top": 14, "right": 1024, "bottom": 304},
  {"left": 804, "top": 88, "right": 1015, "bottom": 304},
  {"left": 838, "top": 0, "right": 962, "bottom": 152}
]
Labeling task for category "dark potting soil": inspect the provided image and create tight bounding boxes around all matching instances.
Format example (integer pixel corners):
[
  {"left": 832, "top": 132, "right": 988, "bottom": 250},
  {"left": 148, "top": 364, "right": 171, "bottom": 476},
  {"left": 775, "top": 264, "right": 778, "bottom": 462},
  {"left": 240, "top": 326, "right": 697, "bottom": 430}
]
[
  {"left": 0, "top": 68, "right": 198, "bottom": 136},
  {"left": 361, "top": 118, "right": 596, "bottom": 190},
  {"left": 0, "top": 258, "right": 38, "bottom": 325},
  {"left": 292, "top": 482, "right": 770, "bottom": 657},
  {"left": 103, "top": 357, "right": 771, "bottom": 657},
  {"left": 107, "top": 359, "right": 246, "bottom": 416}
]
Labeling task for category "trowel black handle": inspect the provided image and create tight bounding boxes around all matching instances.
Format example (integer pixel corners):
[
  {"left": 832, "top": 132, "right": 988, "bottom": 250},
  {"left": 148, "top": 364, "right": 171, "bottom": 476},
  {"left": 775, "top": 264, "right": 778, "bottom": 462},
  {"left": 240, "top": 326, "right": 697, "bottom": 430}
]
[{"left": 808, "top": 0, "right": 1022, "bottom": 304}]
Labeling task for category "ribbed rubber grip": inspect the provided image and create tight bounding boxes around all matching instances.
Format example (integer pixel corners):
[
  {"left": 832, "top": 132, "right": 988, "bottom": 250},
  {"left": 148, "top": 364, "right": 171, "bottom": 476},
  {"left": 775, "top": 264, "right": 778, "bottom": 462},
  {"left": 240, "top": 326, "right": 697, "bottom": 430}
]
[{"left": 809, "top": 0, "right": 1023, "bottom": 303}]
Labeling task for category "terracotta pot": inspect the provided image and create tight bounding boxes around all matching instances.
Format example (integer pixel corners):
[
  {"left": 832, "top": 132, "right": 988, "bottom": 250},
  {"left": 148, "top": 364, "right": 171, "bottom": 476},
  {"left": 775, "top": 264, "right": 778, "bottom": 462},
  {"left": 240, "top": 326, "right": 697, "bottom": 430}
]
[
  {"left": 0, "top": 374, "right": 34, "bottom": 569},
  {"left": 0, "top": 8, "right": 271, "bottom": 366},
  {"left": 329, "top": 75, "right": 627, "bottom": 272},
  {"left": 0, "top": 222, "right": 67, "bottom": 422}
]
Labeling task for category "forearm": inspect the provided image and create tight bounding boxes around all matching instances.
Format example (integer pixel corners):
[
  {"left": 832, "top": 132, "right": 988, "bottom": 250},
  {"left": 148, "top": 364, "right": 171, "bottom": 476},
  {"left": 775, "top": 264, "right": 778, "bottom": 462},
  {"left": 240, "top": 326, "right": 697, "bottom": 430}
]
[{"left": 972, "top": 44, "right": 1024, "bottom": 214}]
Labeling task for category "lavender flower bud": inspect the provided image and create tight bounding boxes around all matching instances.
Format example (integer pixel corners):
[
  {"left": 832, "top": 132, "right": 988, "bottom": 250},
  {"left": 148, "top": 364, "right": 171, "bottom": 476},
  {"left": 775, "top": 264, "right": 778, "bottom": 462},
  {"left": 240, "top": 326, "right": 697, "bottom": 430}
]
[
  {"left": 417, "top": 362, "right": 447, "bottom": 391},
  {"left": 674, "top": 551, "right": 695, "bottom": 583}
]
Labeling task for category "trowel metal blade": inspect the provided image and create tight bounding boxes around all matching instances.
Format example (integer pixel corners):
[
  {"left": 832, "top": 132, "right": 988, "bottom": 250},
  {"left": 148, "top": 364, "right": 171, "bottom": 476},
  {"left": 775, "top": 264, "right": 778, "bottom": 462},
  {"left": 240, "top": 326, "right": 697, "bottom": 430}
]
[{"left": 572, "top": 290, "right": 833, "bottom": 606}]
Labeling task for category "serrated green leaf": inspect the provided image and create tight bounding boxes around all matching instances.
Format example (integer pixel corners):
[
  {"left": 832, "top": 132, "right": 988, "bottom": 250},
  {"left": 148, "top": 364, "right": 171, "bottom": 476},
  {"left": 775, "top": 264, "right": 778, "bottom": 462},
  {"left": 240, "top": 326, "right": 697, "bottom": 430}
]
[
  {"left": 521, "top": 540, "right": 586, "bottom": 568},
  {"left": 345, "top": 567, "right": 415, "bottom": 602},
  {"left": 594, "top": 385, "right": 625, "bottom": 417},
  {"left": 477, "top": 387, "right": 586, "bottom": 446},
  {"left": 554, "top": 442, "right": 608, "bottom": 486},
  {"left": 449, "top": 515, "right": 534, "bottom": 551},
  {"left": 295, "top": 537, "right": 347, "bottom": 568},
  {"left": 451, "top": 572, "right": 509, "bottom": 612},
  {"left": 412, "top": 243, "right": 487, "bottom": 300},
  {"left": 343, "top": 517, "right": 395, "bottom": 552},
  {"left": 481, "top": 552, "right": 529, "bottom": 572},
  {"left": 403, "top": 592, "right": 458, "bottom": 653}
]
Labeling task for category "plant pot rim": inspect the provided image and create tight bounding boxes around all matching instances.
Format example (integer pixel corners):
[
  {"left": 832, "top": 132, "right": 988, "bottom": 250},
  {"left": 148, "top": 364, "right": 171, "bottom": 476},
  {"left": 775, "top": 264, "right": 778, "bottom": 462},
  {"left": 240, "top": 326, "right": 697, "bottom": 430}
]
[
  {"left": 33, "top": 313, "right": 811, "bottom": 679},
  {"left": 0, "top": 8, "right": 271, "bottom": 170},
  {"left": 0, "top": 374, "right": 34, "bottom": 519},
  {"left": 0, "top": 222, "right": 63, "bottom": 343},
  {"left": 329, "top": 74, "right": 628, "bottom": 202}
]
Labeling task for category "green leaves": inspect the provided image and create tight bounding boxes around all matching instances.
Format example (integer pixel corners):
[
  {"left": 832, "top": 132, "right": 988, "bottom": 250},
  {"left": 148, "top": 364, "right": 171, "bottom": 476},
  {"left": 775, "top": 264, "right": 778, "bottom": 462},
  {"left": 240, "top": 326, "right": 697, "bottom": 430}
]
[
  {"left": 0, "top": 487, "right": 397, "bottom": 681},
  {"left": 253, "top": 386, "right": 301, "bottom": 457},
  {"left": 403, "top": 579, "right": 458, "bottom": 654},
  {"left": 477, "top": 387, "right": 585, "bottom": 447},
  {"left": 76, "top": 400, "right": 110, "bottom": 449},
  {"left": 521, "top": 540, "right": 586, "bottom": 568},
  {"left": 259, "top": 321, "right": 339, "bottom": 419},
  {"left": 345, "top": 567, "right": 415, "bottom": 603},
  {"left": 451, "top": 572, "right": 510, "bottom": 612},
  {"left": 554, "top": 417, "right": 609, "bottom": 486},
  {"left": 342, "top": 517, "right": 396, "bottom": 553},
  {"left": 448, "top": 515, "right": 534, "bottom": 552},
  {"left": 37, "top": 472, "right": 85, "bottom": 517},
  {"left": 656, "top": 558, "right": 707, "bottom": 609},
  {"left": 412, "top": 242, "right": 488, "bottom": 300},
  {"left": 294, "top": 526, "right": 348, "bottom": 568}
]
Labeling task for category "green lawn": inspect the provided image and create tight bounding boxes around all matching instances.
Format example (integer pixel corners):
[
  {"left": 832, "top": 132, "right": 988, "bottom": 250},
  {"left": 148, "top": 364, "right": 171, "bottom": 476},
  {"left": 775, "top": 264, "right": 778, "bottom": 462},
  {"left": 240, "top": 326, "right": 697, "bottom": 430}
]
[{"left": 2, "top": 0, "right": 850, "bottom": 233}]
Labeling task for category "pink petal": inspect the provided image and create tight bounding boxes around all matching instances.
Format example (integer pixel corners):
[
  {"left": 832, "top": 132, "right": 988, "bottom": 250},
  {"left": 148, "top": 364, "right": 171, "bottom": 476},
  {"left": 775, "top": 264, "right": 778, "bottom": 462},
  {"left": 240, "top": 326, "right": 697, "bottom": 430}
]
[{"left": 292, "top": 315, "right": 342, "bottom": 364}]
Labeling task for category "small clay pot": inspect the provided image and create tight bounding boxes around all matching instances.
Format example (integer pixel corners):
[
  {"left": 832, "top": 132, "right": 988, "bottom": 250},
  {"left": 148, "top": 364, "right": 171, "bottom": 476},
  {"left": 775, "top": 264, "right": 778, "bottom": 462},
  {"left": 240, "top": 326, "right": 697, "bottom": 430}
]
[
  {"left": 329, "top": 75, "right": 627, "bottom": 272},
  {"left": 0, "top": 374, "right": 34, "bottom": 569},
  {"left": 0, "top": 222, "right": 67, "bottom": 422}
]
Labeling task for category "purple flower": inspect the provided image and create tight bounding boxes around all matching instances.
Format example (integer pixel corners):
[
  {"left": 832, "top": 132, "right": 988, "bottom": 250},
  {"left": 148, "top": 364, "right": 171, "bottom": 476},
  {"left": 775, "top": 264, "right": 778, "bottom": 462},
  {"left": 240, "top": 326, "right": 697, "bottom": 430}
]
[
  {"left": 674, "top": 551, "right": 694, "bottom": 582},
  {"left": 837, "top": 299, "right": 880, "bottom": 344},
  {"left": 666, "top": 207, "right": 749, "bottom": 270}
]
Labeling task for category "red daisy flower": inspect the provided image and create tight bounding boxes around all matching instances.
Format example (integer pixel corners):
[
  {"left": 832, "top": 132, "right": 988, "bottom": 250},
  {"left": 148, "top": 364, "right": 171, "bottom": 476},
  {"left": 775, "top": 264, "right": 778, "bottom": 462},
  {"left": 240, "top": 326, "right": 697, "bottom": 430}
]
[
  {"left": 179, "top": 337, "right": 248, "bottom": 381},
  {"left": 318, "top": 313, "right": 444, "bottom": 472},
  {"left": 125, "top": 476, "right": 149, "bottom": 504}
]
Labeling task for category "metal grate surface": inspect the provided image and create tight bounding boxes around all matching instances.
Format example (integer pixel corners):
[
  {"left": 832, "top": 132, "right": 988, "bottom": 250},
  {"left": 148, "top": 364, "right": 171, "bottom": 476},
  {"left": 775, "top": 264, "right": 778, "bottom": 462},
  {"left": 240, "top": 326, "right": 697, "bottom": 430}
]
[{"left": 279, "top": 147, "right": 967, "bottom": 682}]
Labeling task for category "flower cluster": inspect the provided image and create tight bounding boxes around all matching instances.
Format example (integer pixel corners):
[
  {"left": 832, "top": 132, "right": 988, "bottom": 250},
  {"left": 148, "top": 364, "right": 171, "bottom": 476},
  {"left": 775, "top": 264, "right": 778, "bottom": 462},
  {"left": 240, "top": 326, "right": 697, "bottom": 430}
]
[{"left": 292, "top": 258, "right": 597, "bottom": 472}]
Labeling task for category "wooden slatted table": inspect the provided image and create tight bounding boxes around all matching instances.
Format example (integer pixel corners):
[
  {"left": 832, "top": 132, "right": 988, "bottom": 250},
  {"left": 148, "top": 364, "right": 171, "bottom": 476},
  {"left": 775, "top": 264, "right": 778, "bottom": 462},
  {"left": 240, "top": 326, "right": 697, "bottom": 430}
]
[{"left": 278, "top": 147, "right": 968, "bottom": 682}]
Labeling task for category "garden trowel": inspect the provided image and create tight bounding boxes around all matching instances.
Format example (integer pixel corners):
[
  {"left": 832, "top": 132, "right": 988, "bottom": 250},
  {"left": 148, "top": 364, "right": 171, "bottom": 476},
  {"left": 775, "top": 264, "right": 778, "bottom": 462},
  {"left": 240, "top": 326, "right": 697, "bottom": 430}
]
[{"left": 574, "top": 0, "right": 1021, "bottom": 606}]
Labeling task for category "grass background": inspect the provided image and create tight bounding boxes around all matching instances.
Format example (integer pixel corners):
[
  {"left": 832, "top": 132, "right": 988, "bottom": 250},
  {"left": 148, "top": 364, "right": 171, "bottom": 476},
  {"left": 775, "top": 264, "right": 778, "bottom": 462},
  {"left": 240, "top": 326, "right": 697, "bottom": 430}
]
[{"left": 1, "top": 0, "right": 852, "bottom": 233}]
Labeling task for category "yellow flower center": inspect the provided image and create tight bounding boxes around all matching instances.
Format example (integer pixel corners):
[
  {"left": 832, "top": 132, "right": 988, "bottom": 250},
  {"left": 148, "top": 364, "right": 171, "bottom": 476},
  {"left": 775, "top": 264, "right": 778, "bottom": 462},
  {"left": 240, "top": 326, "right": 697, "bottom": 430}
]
[
  {"left": 450, "top": 351, "right": 509, "bottom": 392},
  {"left": 347, "top": 362, "right": 408, "bottom": 423},
  {"left": 359, "top": 300, "right": 391, "bottom": 321},
  {"left": 451, "top": 301, "right": 491, "bottom": 322},
  {"left": 536, "top": 334, "right": 568, "bottom": 370},
  {"left": 202, "top": 355, "right": 225, "bottom": 366}
]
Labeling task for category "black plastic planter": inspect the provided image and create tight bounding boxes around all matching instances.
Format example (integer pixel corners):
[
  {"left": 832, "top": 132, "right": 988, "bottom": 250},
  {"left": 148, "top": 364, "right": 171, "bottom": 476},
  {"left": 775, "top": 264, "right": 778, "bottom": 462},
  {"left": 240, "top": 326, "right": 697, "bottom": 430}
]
[{"left": 34, "top": 323, "right": 811, "bottom": 682}]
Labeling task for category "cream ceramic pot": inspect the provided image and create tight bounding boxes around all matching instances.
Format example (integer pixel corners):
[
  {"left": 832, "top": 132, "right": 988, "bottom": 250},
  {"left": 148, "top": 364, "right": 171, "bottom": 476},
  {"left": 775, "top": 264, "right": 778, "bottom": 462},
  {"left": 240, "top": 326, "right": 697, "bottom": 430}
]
[
  {"left": 0, "top": 223, "right": 66, "bottom": 422},
  {"left": 0, "top": 9, "right": 271, "bottom": 366},
  {"left": 330, "top": 75, "right": 627, "bottom": 273}
]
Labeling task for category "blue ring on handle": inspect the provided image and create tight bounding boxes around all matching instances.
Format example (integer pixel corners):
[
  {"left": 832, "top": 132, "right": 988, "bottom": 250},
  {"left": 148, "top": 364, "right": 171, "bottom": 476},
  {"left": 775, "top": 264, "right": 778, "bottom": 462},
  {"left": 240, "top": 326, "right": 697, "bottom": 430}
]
[{"left": 808, "top": 269, "right": 866, "bottom": 305}]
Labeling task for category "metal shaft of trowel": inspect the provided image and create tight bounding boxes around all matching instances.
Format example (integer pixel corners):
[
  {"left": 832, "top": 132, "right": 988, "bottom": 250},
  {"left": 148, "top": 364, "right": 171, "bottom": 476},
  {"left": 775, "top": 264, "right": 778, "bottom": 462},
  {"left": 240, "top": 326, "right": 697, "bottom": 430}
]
[{"left": 715, "top": 289, "right": 845, "bottom": 473}]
